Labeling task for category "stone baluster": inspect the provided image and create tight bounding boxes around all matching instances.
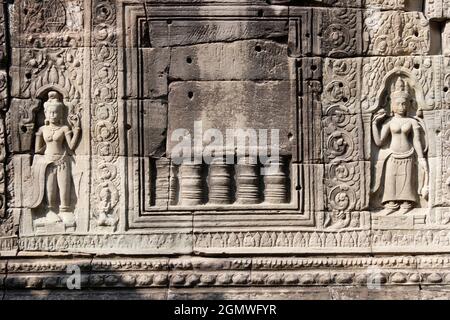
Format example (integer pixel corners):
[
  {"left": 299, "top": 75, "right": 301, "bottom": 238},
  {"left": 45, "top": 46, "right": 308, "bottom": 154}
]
[
  {"left": 209, "top": 156, "right": 233, "bottom": 205},
  {"left": 168, "top": 163, "right": 179, "bottom": 206},
  {"left": 263, "top": 156, "right": 289, "bottom": 204},
  {"left": 236, "top": 156, "right": 260, "bottom": 204},
  {"left": 155, "top": 158, "right": 170, "bottom": 207},
  {"left": 179, "top": 162, "right": 204, "bottom": 206}
]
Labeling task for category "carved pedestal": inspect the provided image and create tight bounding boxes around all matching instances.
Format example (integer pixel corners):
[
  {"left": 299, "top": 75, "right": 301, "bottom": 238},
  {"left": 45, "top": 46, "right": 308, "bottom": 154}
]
[
  {"left": 264, "top": 156, "right": 290, "bottom": 204},
  {"left": 155, "top": 159, "right": 171, "bottom": 207},
  {"left": 236, "top": 156, "right": 261, "bottom": 205},
  {"left": 179, "top": 163, "right": 204, "bottom": 206},
  {"left": 208, "top": 157, "right": 233, "bottom": 205}
]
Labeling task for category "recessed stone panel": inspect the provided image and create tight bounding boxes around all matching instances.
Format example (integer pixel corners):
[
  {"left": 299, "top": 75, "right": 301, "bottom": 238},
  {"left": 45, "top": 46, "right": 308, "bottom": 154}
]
[{"left": 167, "top": 81, "right": 296, "bottom": 157}]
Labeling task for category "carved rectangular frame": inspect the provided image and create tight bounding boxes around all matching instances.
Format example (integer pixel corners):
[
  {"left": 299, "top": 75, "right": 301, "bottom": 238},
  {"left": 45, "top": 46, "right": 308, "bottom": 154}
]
[{"left": 120, "top": 3, "right": 316, "bottom": 231}]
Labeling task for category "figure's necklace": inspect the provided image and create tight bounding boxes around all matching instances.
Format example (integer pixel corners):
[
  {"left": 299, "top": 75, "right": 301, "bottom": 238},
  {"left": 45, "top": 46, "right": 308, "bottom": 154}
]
[
  {"left": 393, "top": 116, "right": 410, "bottom": 125},
  {"left": 46, "top": 124, "right": 61, "bottom": 142}
]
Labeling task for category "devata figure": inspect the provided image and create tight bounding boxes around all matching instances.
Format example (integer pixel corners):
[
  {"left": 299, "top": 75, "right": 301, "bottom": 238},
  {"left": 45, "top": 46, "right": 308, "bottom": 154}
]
[
  {"left": 31, "top": 91, "right": 81, "bottom": 227},
  {"left": 372, "top": 78, "right": 429, "bottom": 215}
]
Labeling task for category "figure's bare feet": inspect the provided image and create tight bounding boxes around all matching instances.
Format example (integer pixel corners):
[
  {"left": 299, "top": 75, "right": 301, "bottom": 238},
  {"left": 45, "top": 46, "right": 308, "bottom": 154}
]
[
  {"left": 397, "top": 202, "right": 414, "bottom": 215},
  {"left": 34, "top": 217, "right": 47, "bottom": 227},
  {"left": 58, "top": 211, "right": 76, "bottom": 227},
  {"left": 381, "top": 202, "right": 400, "bottom": 216},
  {"left": 46, "top": 210, "right": 62, "bottom": 224},
  {"left": 97, "top": 212, "right": 107, "bottom": 226}
]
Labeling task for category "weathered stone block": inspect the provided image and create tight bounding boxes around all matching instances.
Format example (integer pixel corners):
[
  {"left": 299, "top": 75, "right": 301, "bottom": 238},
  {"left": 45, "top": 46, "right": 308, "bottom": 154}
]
[
  {"left": 425, "top": 0, "right": 450, "bottom": 20},
  {"left": 147, "top": 19, "right": 290, "bottom": 48},
  {"left": 365, "top": 0, "right": 406, "bottom": 10},
  {"left": 313, "top": 8, "right": 363, "bottom": 58},
  {"left": 167, "top": 81, "right": 297, "bottom": 157},
  {"left": 169, "top": 40, "right": 291, "bottom": 81},
  {"left": 364, "top": 11, "right": 430, "bottom": 56},
  {"left": 11, "top": 0, "right": 84, "bottom": 48}
]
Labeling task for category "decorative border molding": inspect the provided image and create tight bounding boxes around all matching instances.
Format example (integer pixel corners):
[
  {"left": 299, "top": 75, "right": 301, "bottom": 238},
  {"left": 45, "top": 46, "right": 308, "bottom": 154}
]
[{"left": 3, "top": 255, "right": 450, "bottom": 291}]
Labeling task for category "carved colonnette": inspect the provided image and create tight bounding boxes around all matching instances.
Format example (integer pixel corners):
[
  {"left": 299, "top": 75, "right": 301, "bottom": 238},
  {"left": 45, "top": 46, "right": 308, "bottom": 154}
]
[{"left": 90, "top": 0, "right": 122, "bottom": 233}]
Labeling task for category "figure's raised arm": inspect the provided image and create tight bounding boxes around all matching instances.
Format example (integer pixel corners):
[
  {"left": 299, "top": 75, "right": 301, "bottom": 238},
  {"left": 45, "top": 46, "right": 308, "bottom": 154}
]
[
  {"left": 34, "top": 128, "right": 46, "bottom": 154},
  {"left": 65, "top": 114, "right": 81, "bottom": 151},
  {"left": 372, "top": 113, "right": 390, "bottom": 147}
]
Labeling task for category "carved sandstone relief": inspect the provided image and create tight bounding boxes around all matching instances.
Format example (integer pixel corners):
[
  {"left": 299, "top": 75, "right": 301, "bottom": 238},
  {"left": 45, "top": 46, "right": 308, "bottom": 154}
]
[
  {"left": 123, "top": 4, "right": 313, "bottom": 244},
  {"left": 29, "top": 91, "right": 81, "bottom": 232},
  {"left": 0, "top": 3, "right": 10, "bottom": 238},
  {"left": 13, "top": 0, "right": 84, "bottom": 48},
  {"left": 371, "top": 77, "right": 429, "bottom": 215},
  {"left": 365, "top": 0, "right": 405, "bottom": 10},
  {"left": 0, "top": 0, "right": 450, "bottom": 267},
  {"left": 364, "top": 11, "right": 430, "bottom": 56},
  {"left": 90, "top": 0, "right": 121, "bottom": 232},
  {"left": 7, "top": 0, "right": 88, "bottom": 236},
  {"left": 425, "top": 0, "right": 450, "bottom": 20}
]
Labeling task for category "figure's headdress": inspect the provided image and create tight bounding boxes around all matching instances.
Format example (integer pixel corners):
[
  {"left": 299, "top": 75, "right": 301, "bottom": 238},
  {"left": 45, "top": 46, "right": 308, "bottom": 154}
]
[
  {"left": 44, "top": 91, "right": 64, "bottom": 110},
  {"left": 390, "top": 77, "right": 410, "bottom": 100},
  {"left": 43, "top": 91, "right": 65, "bottom": 125}
]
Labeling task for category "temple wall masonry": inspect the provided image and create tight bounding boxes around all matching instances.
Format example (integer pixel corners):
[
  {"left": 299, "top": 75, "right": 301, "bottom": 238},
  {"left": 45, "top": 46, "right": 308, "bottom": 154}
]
[{"left": 1, "top": 0, "right": 450, "bottom": 299}]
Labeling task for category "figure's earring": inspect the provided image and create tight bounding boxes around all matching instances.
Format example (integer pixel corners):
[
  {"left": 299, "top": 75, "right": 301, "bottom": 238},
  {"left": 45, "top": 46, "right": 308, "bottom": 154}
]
[{"left": 417, "top": 108, "right": 423, "bottom": 118}]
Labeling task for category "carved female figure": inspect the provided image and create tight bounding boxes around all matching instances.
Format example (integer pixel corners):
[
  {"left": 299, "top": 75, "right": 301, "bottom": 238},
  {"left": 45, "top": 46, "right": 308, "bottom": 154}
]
[
  {"left": 31, "top": 91, "right": 81, "bottom": 226},
  {"left": 372, "top": 78, "right": 429, "bottom": 215}
]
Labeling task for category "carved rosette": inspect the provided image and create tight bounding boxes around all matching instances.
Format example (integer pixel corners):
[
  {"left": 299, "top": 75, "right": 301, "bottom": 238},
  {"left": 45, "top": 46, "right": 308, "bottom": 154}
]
[
  {"left": 322, "top": 59, "right": 362, "bottom": 163},
  {"left": 91, "top": 0, "right": 120, "bottom": 231},
  {"left": 314, "top": 8, "right": 362, "bottom": 58},
  {"left": 322, "top": 58, "right": 368, "bottom": 225}
]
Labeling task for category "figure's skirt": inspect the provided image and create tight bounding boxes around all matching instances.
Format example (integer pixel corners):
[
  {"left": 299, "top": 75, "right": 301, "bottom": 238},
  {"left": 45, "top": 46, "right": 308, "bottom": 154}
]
[{"left": 382, "top": 150, "right": 418, "bottom": 204}]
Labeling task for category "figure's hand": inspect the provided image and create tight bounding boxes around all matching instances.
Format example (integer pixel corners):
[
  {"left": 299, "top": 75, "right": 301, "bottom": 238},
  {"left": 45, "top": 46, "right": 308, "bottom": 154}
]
[
  {"left": 419, "top": 158, "right": 428, "bottom": 172},
  {"left": 68, "top": 113, "right": 81, "bottom": 129},
  {"left": 420, "top": 186, "right": 429, "bottom": 199},
  {"left": 372, "top": 110, "right": 387, "bottom": 125}
]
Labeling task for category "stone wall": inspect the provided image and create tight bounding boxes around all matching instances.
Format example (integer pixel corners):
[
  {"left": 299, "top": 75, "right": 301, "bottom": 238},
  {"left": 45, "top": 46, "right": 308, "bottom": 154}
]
[{"left": 1, "top": 0, "right": 450, "bottom": 300}]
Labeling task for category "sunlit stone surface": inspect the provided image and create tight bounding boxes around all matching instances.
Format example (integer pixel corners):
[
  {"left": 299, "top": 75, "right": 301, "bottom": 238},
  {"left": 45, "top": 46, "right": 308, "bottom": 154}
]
[{"left": 1, "top": 0, "right": 450, "bottom": 300}]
